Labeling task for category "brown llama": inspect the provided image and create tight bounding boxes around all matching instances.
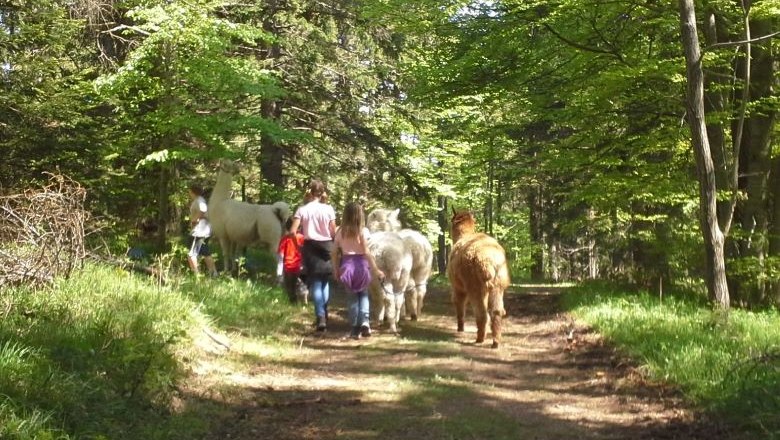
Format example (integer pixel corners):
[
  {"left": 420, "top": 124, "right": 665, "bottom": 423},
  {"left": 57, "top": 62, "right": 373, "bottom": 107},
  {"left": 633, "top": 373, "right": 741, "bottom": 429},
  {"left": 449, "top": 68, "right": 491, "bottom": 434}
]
[{"left": 447, "top": 210, "right": 510, "bottom": 348}]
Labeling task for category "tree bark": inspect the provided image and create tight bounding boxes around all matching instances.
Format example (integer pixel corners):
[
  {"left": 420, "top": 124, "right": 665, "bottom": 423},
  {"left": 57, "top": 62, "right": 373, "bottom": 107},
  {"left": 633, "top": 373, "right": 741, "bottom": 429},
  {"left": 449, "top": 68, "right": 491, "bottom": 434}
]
[
  {"left": 678, "top": 0, "right": 730, "bottom": 308},
  {"left": 258, "top": 0, "right": 285, "bottom": 189},
  {"left": 156, "top": 162, "right": 170, "bottom": 251},
  {"left": 259, "top": 99, "right": 285, "bottom": 188},
  {"left": 437, "top": 194, "right": 448, "bottom": 274},
  {"left": 587, "top": 208, "right": 598, "bottom": 280},
  {"left": 528, "top": 184, "right": 545, "bottom": 281},
  {"left": 702, "top": 9, "right": 731, "bottom": 227},
  {"left": 770, "top": 157, "right": 780, "bottom": 303},
  {"left": 734, "top": 17, "right": 775, "bottom": 305}
]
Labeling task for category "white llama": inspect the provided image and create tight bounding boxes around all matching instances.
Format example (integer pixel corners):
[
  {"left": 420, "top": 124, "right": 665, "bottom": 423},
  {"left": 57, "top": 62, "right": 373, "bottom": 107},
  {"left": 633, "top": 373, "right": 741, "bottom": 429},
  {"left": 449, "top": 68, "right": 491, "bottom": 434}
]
[
  {"left": 366, "top": 208, "right": 434, "bottom": 320},
  {"left": 208, "top": 161, "right": 291, "bottom": 274},
  {"left": 367, "top": 231, "right": 412, "bottom": 334}
]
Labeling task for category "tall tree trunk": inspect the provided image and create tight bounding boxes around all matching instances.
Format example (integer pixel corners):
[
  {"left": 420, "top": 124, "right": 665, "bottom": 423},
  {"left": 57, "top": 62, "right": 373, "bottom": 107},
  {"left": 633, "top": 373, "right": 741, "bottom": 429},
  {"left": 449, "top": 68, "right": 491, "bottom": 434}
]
[
  {"left": 528, "top": 184, "right": 545, "bottom": 281},
  {"left": 259, "top": 99, "right": 284, "bottom": 188},
  {"left": 734, "top": 17, "right": 775, "bottom": 306},
  {"left": 550, "top": 239, "right": 561, "bottom": 283},
  {"left": 678, "top": 0, "right": 730, "bottom": 308},
  {"left": 258, "top": 0, "right": 285, "bottom": 189},
  {"left": 587, "top": 208, "right": 598, "bottom": 280},
  {"left": 702, "top": 9, "right": 731, "bottom": 227},
  {"left": 486, "top": 159, "right": 494, "bottom": 235},
  {"left": 437, "top": 195, "right": 448, "bottom": 274},
  {"left": 770, "top": 157, "right": 780, "bottom": 304},
  {"left": 156, "top": 162, "right": 170, "bottom": 251}
]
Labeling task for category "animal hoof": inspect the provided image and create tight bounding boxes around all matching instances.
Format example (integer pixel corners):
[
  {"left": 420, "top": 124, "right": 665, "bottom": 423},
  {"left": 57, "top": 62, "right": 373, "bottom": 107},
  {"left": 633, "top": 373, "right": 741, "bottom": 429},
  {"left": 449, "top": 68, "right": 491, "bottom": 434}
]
[
  {"left": 411, "top": 314, "right": 418, "bottom": 321},
  {"left": 491, "top": 341, "right": 499, "bottom": 349},
  {"left": 475, "top": 337, "right": 485, "bottom": 344},
  {"left": 457, "top": 325, "right": 464, "bottom": 332}
]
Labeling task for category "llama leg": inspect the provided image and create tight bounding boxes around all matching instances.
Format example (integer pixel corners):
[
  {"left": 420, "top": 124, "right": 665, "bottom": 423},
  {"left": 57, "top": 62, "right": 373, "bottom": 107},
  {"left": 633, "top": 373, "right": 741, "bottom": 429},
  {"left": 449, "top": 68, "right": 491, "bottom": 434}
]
[
  {"left": 416, "top": 284, "right": 427, "bottom": 319},
  {"left": 489, "top": 289, "right": 505, "bottom": 349},
  {"left": 383, "top": 284, "right": 403, "bottom": 334},
  {"left": 453, "top": 290, "right": 467, "bottom": 332},
  {"left": 405, "top": 285, "right": 417, "bottom": 321},
  {"left": 371, "top": 289, "right": 385, "bottom": 326},
  {"left": 474, "top": 297, "right": 489, "bottom": 344},
  {"left": 394, "top": 292, "right": 405, "bottom": 329},
  {"left": 490, "top": 311, "right": 503, "bottom": 349},
  {"left": 219, "top": 238, "right": 231, "bottom": 273},
  {"left": 384, "top": 292, "right": 398, "bottom": 333}
]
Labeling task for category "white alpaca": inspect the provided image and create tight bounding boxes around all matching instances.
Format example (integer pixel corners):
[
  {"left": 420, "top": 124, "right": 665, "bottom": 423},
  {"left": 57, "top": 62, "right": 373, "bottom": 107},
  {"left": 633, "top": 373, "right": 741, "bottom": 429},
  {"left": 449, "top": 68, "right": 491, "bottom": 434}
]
[
  {"left": 367, "top": 208, "right": 434, "bottom": 320},
  {"left": 398, "top": 229, "right": 433, "bottom": 320},
  {"left": 208, "top": 162, "right": 292, "bottom": 274},
  {"left": 367, "top": 231, "right": 412, "bottom": 334}
]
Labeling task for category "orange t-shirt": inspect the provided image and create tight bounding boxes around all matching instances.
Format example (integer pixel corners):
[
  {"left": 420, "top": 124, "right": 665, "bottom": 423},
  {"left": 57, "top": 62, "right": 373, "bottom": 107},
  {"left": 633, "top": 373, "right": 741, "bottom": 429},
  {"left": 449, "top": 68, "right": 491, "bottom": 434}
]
[{"left": 277, "top": 233, "right": 304, "bottom": 274}]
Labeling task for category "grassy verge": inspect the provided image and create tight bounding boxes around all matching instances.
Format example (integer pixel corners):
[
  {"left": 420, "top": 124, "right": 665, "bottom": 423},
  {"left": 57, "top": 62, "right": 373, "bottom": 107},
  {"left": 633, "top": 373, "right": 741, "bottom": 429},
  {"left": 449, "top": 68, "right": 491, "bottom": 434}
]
[
  {"left": 562, "top": 282, "right": 780, "bottom": 437},
  {"left": 0, "top": 263, "right": 300, "bottom": 439}
]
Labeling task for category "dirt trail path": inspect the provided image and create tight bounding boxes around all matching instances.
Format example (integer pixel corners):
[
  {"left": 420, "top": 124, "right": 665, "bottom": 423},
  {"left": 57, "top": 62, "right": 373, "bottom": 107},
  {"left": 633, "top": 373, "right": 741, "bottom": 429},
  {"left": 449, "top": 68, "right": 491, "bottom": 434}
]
[{"left": 204, "top": 286, "right": 730, "bottom": 440}]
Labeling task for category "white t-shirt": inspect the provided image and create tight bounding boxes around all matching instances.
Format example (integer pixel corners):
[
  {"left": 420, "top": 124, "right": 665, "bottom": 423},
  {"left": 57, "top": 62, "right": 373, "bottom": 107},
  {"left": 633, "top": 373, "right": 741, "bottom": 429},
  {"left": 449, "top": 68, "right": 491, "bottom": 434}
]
[
  {"left": 294, "top": 200, "right": 336, "bottom": 241},
  {"left": 190, "top": 196, "right": 211, "bottom": 238}
]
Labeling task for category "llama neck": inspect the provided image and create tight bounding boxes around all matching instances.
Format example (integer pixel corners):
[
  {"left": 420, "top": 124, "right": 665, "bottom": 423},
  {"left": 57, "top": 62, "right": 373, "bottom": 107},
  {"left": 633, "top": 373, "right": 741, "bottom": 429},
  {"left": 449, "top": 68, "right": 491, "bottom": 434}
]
[
  {"left": 452, "top": 227, "right": 475, "bottom": 243},
  {"left": 211, "top": 170, "right": 233, "bottom": 202}
]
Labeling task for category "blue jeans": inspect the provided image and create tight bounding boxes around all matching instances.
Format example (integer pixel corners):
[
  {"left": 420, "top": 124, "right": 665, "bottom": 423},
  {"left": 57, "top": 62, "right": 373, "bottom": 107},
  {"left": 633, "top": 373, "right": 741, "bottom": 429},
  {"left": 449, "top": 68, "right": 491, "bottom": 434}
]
[
  {"left": 309, "top": 275, "right": 330, "bottom": 319},
  {"left": 349, "top": 291, "right": 370, "bottom": 328}
]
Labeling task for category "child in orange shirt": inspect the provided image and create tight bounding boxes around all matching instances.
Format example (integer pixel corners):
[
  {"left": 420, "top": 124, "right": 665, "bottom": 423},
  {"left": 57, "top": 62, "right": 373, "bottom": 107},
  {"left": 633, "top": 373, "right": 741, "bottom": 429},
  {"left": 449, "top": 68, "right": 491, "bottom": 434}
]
[{"left": 277, "top": 218, "right": 307, "bottom": 303}]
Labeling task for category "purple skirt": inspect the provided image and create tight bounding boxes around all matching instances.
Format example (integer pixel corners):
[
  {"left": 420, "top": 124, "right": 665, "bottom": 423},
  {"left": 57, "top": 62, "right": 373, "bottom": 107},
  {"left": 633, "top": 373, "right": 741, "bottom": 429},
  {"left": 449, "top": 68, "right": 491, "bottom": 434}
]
[{"left": 339, "top": 254, "right": 372, "bottom": 293}]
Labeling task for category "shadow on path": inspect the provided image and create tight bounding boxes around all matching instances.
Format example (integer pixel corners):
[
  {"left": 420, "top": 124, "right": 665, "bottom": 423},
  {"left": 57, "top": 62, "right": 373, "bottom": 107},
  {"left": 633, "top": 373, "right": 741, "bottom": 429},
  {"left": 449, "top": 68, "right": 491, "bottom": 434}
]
[{"left": 200, "top": 284, "right": 742, "bottom": 440}]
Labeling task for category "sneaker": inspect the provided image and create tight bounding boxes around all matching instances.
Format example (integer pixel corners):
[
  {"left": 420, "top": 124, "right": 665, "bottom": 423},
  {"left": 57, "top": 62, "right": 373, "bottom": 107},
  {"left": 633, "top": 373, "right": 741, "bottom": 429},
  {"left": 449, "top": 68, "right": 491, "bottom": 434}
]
[
  {"left": 316, "top": 316, "right": 327, "bottom": 332},
  {"left": 350, "top": 326, "right": 361, "bottom": 340},
  {"left": 360, "top": 325, "right": 371, "bottom": 338}
]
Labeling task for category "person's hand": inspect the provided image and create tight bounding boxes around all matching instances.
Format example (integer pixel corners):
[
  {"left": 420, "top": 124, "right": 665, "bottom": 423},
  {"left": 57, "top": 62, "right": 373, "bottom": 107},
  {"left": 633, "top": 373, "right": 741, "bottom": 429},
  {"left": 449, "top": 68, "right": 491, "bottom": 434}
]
[{"left": 375, "top": 270, "right": 385, "bottom": 280}]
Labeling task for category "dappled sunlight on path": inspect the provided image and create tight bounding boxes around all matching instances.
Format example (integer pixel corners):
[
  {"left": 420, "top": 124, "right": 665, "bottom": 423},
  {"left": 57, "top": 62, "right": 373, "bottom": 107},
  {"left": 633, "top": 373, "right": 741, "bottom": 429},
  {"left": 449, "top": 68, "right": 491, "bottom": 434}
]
[{"left": 198, "top": 284, "right": 737, "bottom": 440}]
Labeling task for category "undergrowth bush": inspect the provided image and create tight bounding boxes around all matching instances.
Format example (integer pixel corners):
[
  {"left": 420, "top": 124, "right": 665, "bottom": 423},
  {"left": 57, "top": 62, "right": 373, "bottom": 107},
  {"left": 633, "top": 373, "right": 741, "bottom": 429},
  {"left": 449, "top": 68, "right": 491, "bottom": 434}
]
[
  {"left": 0, "top": 263, "right": 298, "bottom": 439},
  {"left": 563, "top": 281, "right": 780, "bottom": 438}
]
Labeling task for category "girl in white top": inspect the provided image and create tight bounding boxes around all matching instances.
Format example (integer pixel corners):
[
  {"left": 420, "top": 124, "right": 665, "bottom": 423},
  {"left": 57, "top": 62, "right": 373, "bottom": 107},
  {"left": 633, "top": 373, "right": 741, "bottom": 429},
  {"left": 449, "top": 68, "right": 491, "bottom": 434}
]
[
  {"left": 332, "top": 202, "right": 384, "bottom": 339},
  {"left": 288, "top": 180, "right": 336, "bottom": 331}
]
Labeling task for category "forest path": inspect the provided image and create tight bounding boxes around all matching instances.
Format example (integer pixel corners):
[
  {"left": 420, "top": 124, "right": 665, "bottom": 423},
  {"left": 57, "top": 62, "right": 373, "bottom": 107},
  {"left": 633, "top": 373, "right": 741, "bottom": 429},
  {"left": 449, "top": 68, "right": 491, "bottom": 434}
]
[{"left": 201, "top": 285, "right": 732, "bottom": 440}]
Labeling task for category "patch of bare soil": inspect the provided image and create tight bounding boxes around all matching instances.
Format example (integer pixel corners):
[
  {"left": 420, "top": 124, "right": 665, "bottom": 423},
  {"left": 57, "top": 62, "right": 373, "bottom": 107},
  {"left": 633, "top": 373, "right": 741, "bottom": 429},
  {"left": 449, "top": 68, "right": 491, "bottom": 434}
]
[{"left": 199, "top": 285, "right": 741, "bottom": 440}]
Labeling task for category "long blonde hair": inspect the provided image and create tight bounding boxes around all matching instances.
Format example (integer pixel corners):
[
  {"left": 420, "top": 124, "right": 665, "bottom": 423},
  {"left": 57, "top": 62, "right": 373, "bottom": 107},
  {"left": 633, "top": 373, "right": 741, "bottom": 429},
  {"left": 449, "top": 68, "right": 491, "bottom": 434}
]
[{"left": 340, "top": 202, "right": 365, "bottom": 241}]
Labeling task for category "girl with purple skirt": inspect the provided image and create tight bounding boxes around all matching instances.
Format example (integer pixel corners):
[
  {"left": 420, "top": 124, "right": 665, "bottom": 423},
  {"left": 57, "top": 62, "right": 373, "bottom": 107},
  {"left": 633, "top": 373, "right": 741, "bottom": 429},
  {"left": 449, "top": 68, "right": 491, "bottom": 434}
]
[{"left": 332, "top": 202, "right": 385, "bottom": 339}]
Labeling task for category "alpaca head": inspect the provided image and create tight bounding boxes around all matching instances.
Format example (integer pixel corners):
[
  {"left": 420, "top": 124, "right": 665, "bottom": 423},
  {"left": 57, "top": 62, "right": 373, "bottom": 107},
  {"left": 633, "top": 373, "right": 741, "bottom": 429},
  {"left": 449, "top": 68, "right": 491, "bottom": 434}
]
[
  {"left": 450, "top": 210, "right": 477, "bottom": 243},
  {"left": 366, "top": 208, "right": 401, "bottom": 232}
]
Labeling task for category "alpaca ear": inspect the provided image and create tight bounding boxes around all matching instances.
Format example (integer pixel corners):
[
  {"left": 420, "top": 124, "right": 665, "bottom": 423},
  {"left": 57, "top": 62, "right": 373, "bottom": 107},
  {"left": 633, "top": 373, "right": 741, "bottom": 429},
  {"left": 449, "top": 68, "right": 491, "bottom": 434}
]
[
  {"left": 391, "top": 208, "right": 400, "bottom": 220},
  {"left": 451, "top": 206, "right": 456, "bottom": 216}
]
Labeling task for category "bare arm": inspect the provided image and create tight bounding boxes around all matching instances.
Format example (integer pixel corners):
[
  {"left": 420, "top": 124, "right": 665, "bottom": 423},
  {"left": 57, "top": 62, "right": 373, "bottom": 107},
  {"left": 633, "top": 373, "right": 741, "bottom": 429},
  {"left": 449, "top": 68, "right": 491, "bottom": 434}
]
[
  {"left": 288, "top": 217, "right": 301, "bottom": 236},
  {"left": 331, "top": 231, "right": 342, "bottom": 278},
  {"left": 328, "top": 219, "right": 336, "bottom": 238}
]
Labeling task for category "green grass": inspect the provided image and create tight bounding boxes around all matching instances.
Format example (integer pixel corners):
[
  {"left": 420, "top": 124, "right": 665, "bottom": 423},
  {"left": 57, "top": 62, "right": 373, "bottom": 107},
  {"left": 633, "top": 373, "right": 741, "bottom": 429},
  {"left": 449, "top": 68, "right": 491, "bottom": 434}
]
[
  {"left": 562, "top": 282, "right": 780, "bottom": 437},
  {"left": 0, "top": 263, "right": 300, "bottom": 439}
]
